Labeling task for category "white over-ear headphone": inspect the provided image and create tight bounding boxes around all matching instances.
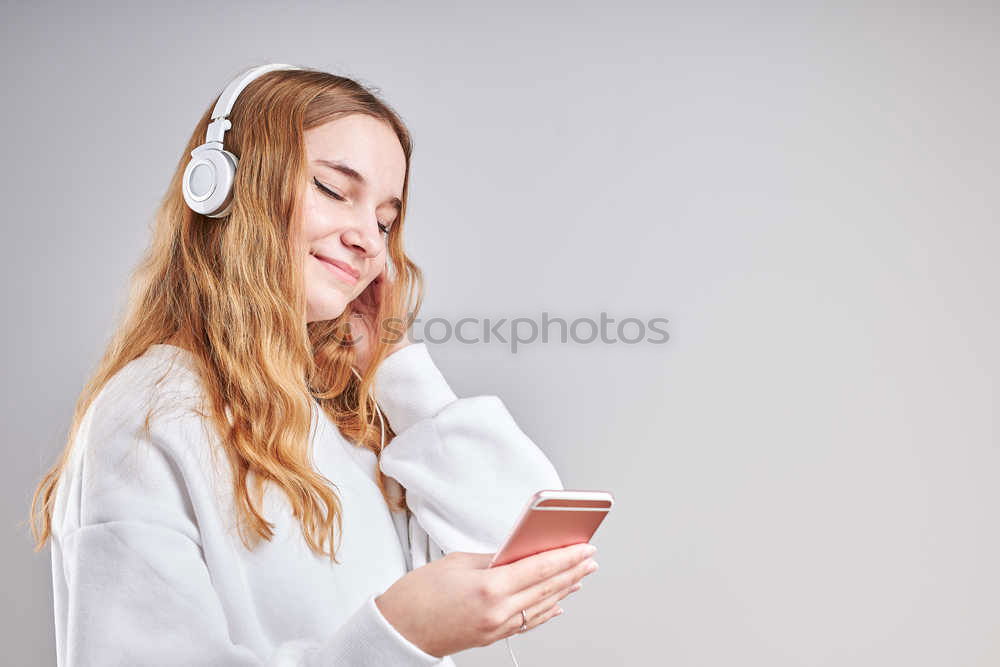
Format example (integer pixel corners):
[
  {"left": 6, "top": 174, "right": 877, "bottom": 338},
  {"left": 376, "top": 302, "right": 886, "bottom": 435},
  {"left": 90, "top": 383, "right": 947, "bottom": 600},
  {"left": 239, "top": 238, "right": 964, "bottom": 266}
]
[{"left": 182, "top": 63, "right": 303, "bottom": 218}]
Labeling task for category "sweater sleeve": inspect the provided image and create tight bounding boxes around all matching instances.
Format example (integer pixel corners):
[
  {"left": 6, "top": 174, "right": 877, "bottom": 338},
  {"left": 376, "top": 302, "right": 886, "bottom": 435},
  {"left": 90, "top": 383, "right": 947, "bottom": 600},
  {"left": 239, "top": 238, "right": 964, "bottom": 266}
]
[
  {"left": 373, "top": 343, "right": 565, "bottom": 562},
  {"left": 52, "top": 387, "right": 444, "bottom": 666}
]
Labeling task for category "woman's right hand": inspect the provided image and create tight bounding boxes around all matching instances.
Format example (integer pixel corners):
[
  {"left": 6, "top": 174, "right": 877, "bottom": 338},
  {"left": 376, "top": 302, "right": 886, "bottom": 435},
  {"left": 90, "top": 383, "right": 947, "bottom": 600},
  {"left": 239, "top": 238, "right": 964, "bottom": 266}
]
[{"left": 374, "top": 542, "right": 599, "bottom": 658}]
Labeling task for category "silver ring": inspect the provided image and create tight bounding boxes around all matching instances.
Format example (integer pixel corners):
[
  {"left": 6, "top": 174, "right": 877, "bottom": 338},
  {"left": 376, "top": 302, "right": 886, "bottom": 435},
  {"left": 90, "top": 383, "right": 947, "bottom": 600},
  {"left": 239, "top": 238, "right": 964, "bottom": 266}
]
[{"left": 519, "top": 609, "right": 528, "bottom": 633}]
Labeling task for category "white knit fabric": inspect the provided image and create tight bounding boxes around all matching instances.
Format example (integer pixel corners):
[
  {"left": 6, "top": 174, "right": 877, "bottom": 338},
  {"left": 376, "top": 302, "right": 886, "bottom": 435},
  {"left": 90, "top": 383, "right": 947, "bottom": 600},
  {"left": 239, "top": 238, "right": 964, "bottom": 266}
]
[{"left": 49, "top": 342, "right": 563, "bottom": 665}]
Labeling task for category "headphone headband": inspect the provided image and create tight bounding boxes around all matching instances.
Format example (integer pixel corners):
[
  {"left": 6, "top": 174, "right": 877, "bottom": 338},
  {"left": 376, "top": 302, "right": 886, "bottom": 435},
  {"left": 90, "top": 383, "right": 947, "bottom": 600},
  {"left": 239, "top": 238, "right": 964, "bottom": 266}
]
[
  {"left": 204, "top": 63, "right": 303, "bottom": 146},
  {"left": 183, "top": 63, "right": 304, "bottom": 218}
]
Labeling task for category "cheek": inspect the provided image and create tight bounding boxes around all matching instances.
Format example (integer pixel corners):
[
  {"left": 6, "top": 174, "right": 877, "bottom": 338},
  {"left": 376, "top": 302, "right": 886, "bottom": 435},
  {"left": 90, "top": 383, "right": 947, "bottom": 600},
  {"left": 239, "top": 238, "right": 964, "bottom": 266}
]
[
  {"left": 299, "top": 205, "right": 327, "bottom": 245},
  {"left": 304, "top": 259, "right": 352, "bottom": 317},
  {"left": 363, "top": 257, "right": 388, "bottom": 283},
  {"left": 297, "top": 189, "right": 339, "bottom": 240}
]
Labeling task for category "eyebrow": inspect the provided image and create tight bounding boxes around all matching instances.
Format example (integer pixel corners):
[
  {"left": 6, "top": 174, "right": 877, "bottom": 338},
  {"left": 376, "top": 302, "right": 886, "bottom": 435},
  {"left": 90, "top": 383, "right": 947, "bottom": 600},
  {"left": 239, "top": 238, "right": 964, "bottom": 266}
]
[{"left": 314, "top": 159, "right": 403, "bottom": 212}]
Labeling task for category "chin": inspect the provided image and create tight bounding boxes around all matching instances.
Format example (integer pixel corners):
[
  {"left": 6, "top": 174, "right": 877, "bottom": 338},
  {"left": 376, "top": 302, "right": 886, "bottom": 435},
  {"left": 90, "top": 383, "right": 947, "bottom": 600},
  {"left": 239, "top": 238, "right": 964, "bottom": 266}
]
[{"left": 306, "top": 296, "right": 349, "bottom": 323}]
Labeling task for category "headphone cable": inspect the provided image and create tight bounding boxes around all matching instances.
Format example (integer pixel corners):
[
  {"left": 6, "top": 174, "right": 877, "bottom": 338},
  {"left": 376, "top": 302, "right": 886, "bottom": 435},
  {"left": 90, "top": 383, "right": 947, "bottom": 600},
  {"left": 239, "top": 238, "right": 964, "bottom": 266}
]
[{"left": 505, "top": 636, "right": 521, "bottom": 667}]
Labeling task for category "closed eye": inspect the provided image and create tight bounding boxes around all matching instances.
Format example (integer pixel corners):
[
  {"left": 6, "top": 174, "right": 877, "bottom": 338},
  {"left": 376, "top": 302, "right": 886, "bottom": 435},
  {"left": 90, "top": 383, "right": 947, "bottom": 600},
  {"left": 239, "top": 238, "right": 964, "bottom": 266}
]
[
  {"left": 313, "top": 176, "right": 344, "bottom": 201},
  {"left": 313, "top": 177, "right": 392, "bottom": 235}
]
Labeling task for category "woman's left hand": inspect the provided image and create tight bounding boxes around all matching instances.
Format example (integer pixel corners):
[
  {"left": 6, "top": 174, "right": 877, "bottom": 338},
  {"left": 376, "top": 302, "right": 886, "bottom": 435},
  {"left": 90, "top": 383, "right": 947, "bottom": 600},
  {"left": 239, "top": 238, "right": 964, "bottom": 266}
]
[{"left": 348, "top": 265, "right": 412, "bottom": 375}]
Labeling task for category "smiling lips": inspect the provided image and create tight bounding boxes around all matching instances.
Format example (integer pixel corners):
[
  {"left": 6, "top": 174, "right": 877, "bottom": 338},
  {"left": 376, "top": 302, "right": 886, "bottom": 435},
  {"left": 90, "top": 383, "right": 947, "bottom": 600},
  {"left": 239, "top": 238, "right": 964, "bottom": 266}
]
[{"left": 313, "top": 253, "right": 360, "bottom": 285}]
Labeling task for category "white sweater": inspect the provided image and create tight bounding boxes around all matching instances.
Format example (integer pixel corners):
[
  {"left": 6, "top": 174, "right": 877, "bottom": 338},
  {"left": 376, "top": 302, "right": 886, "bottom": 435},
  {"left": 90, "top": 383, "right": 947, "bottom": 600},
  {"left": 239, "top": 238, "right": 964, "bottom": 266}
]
[{"left": 50, "top": 342, "right": 564, "bottom": 665}]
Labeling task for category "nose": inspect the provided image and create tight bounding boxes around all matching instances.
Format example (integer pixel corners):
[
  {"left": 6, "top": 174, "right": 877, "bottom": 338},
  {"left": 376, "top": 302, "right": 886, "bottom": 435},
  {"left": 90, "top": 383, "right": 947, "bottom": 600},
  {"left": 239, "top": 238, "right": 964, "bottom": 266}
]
[{"left": 340, "top": 214, "right": 384, "bottom": 258}]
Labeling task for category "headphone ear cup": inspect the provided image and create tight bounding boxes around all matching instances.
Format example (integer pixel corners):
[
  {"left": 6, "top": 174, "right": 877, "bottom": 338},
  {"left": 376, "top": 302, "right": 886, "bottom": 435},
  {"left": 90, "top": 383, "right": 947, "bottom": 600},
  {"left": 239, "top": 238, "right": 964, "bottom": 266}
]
[{"left": 182, "top": 144, "right": 239, "bottom": 217}]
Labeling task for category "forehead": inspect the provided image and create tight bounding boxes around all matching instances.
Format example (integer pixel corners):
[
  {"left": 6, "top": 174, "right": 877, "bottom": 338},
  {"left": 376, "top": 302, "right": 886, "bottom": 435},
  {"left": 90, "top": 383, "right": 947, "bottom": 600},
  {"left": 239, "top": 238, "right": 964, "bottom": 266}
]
[{"left": 304, "top": 114, "right": 406, "bottom": 192}]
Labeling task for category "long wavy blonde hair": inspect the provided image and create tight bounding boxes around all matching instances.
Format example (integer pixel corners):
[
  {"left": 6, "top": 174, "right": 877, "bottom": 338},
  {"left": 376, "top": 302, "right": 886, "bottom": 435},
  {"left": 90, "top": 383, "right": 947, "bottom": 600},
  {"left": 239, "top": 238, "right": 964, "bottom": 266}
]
[{"left": 28, "top": 65, "right": 424, "bottom": 563}]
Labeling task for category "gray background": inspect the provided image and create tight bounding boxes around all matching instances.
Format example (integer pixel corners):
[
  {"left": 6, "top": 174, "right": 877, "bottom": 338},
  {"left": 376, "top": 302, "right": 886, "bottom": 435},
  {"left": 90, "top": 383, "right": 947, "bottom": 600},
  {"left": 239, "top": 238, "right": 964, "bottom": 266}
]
[{"left": 3, "top": 1, "right": 998, "bottom": 664}]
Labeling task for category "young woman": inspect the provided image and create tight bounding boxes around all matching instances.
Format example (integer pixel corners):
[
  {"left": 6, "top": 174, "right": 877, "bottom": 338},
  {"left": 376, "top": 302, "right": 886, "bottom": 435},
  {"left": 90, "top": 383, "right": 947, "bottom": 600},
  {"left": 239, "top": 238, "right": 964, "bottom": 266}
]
[{"left": 28, "top": 64, "right": 599, "bottom": 665}]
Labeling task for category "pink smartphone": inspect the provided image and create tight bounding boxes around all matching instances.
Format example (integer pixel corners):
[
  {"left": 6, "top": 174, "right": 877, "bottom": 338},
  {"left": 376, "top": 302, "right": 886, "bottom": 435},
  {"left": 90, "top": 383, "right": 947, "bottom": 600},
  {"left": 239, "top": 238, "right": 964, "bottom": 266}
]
[{"left": 488, "top": 489, "right": 614, "bottom": 568}]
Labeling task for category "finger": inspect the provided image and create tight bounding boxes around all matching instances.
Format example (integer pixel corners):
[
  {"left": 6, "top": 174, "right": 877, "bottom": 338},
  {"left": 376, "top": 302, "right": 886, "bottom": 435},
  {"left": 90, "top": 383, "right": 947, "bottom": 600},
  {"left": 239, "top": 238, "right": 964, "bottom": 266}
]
[
  {"left": 357, "top": 274, "right": 385, "bottom": 315},
  {"left": 497, "top": 598, "right": 566, "bottom": 640},
  {"left": 494, "top": 542, "right": 595, "bottom": 596},
  {"left": 356, "top": 282, "right": 378, "bottom": 310},
  {"left": 366, "top": 264, "right": 387, "bottom": 294},
  {"left": 520, "top": 579, "right": 581, "bottom": 625},
  {"left": 374, "top": 266, "right": 390, "bottom": 303},
  {"left": 505, "top": 554, "right": 597, "bottom": 617},
  {"left": 346, "top": 312, "right": 369, "bottom": 340}
]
